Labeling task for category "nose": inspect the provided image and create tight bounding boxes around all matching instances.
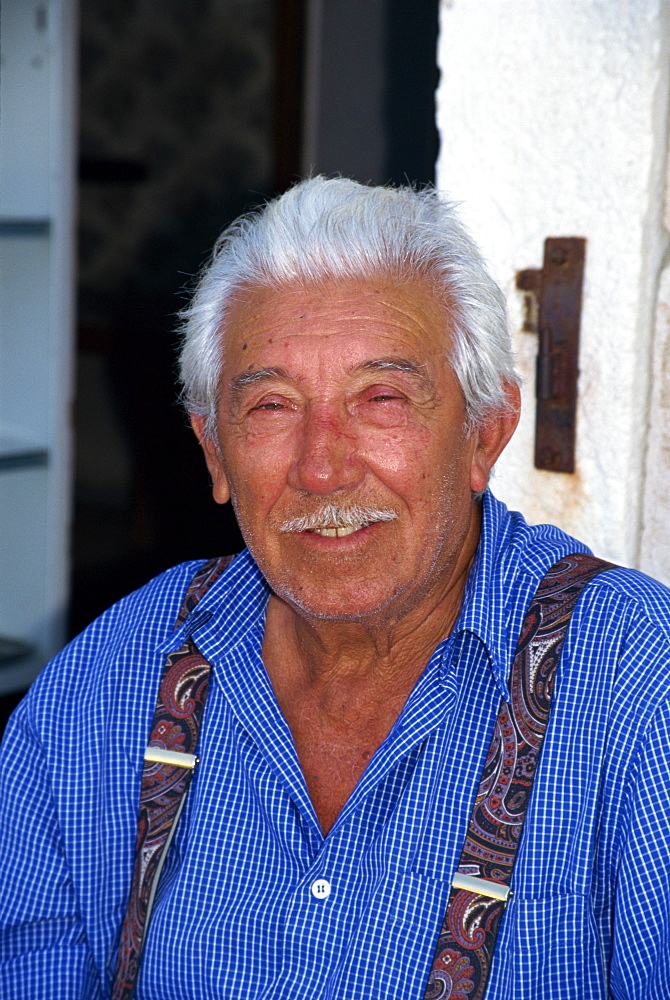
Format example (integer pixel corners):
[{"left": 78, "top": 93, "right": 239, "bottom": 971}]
[{"left": 288, "top": 402, "right": 365, "bottom": 495}]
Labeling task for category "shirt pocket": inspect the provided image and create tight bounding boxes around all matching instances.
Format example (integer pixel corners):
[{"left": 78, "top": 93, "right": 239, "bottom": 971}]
[{"left": 489, "top": 892, "right": 608, "bottom": 1000}]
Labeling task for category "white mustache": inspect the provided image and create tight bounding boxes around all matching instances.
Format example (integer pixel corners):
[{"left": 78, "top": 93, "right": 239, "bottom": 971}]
[{"left": 279, "top": 503, "right": 398, "bottom": 533}]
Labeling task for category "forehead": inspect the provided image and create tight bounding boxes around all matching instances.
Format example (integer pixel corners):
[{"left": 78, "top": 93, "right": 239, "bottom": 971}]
[{"left": 222, "top": 276, "right": 452, "bottom": 363}]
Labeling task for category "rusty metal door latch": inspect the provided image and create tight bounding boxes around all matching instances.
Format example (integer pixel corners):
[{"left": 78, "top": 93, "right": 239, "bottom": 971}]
[{"left": 516, "top": 238, "right": 586, "bottom": 473}]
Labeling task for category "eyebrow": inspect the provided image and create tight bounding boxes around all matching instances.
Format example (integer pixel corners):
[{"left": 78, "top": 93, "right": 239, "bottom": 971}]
[
  {"left": 228, "top": 357, "right": 434, "bottom": 395},
  {"left": 355, "top": 357, "right": 434, "bottom": 389},
  {"left": 228, "top": 367, "right": 290, "bottom": 393}
]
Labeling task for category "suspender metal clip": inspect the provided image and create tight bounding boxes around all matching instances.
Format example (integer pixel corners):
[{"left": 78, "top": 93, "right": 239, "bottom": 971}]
[
  {"left": 451, "top": 872, "right": 512, "bottom": 903},
  {"left": 143, "top": 747, "right": 199, "bottom": 770}
]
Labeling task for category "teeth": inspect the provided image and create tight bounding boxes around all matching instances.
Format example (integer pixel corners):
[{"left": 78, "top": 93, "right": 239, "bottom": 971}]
[{"left": 311, "top": 524, "right": 366, "bottom": 537}]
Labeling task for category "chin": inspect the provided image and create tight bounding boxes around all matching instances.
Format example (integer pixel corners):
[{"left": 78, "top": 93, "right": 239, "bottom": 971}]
[{"left": 272, "top": 576, "right": 400, "bottom": 622}]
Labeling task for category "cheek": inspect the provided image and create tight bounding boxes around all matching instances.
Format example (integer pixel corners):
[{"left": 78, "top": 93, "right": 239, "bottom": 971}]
[
  {"left": 223, "top": 431, "right": 295, "bottom": 521},
  {"left": 361, "top": 422, "right": 439, "bottom": 480}
]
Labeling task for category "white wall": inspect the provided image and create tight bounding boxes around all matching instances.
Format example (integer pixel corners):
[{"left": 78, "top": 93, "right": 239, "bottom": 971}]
[
  {"left": 436, "top": 0, "right": 670, "bottom": 579},
  {"left": 640, "top": 262, "right": 670, "bottom": 580}
]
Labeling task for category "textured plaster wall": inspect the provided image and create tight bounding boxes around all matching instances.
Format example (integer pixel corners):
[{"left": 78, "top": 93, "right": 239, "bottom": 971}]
[
  {"left": 436, "top": 0, "right": 670, "bottom": 575},
  {"left": 640, "top": 264, "right": 670, "bottom": 579}
]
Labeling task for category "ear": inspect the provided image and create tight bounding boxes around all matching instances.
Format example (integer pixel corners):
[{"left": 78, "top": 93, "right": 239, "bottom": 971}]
[
  {"left": 190, "top": 415, "right": 231, "bottom": 505},
  {"left": 469, "top": 382, "right": 521, "bottom": 494}
]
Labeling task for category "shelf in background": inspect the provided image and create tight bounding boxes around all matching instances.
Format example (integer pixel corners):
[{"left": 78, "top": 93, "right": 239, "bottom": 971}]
[
  {"left": 0, "top": 635, "right": 42, "bottom": 699},
  {"left": 0, "top": 435, "right": 49, "bottom": 471},
  {"left": 0, "top": 635, "right": 35, "bottom": 665},
  {"left": 0, "top": 219, "right": 50, "bottom": 235}
]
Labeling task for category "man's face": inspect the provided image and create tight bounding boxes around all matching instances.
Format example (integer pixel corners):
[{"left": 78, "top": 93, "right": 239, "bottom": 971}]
[{"left": 195, "top": 277, "right": 514, "bottom": 624}]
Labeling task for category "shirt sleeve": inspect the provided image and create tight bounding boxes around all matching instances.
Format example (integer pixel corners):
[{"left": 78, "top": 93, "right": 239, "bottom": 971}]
[
  {"left": 0, "top": 699, "right": 103, "bottom": 1000},
  {"left": 610, "top": 696, "right": 670, "bottom": 1000}
]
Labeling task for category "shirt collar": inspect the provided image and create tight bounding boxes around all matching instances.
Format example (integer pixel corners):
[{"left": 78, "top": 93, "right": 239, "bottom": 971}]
[
  {"left": 168, "top": 549, "right": 271, "bottom": 660},
  {"left": 451, "top": 490, "right": 515, "bottom": 703}
]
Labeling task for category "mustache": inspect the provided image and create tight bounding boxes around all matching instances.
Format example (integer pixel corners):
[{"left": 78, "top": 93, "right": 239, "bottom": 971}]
[{"left": 279, "top": 502, "right": 399, "bottom": 533}]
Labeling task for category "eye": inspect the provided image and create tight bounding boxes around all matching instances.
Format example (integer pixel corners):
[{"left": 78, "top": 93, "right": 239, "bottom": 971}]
[
  {"left": 369, "top": 391, "right": 404, "bottom": 403},
  {"left": 354, "top": 384, "right": 409, "bottom": 428},
  {"left": 245, "top": 392, "right": 298, "bottom": 419},
  {"left": 362, "top": 384, "right": 407, "bottom": 404}
]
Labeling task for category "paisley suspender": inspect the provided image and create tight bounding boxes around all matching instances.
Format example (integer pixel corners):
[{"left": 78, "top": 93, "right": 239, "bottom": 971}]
[
  {"left": 423, "top": 552, "right": 612, "bottom": 1000},
  {"left": 112, "top": 551, "right": 611, "bottom": 1000},
  {"left": 112, "top": 556, "right": 234, "bottom": 1000}
]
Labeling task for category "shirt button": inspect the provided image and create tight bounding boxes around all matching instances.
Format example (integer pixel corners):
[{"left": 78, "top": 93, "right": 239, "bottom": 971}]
[{"left": 311, "top": 878, "right": 331, "bottom": 899}]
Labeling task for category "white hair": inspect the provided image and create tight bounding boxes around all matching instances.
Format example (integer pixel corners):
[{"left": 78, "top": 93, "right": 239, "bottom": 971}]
[{"left": 178, "top": 176, "right": 519, "bottom": 439}]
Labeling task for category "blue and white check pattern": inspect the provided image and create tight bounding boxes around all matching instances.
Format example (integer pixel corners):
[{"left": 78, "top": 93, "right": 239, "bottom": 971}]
[{"left": 2, "top": 491, "right": 670, "bottom": 999}]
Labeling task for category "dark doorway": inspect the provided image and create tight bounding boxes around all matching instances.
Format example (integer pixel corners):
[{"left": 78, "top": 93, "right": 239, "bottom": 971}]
[
  {"left": 67, "top": 0, "right": 439, "bottom": 640},
  {"left": 71, "top": 0, "right": 280, "bottom": 635}
]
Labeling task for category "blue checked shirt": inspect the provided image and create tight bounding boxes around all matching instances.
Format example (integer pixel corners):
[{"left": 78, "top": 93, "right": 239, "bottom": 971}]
[{"left": 2, "top": 492, "right": 670, "bottom": 999}]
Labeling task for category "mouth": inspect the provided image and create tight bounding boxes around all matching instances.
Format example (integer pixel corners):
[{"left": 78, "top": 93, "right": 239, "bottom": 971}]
[
  {"left": 307, "top": 522, "right": 371, "bottom": 538},
  {"left": 279, "top": 503, "right": 398, "bottom": 538}
]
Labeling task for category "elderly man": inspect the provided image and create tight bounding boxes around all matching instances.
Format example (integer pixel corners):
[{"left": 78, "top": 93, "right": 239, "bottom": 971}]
[{"left": 2, "top": 178, "right": 670, "bottom": 1000}]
